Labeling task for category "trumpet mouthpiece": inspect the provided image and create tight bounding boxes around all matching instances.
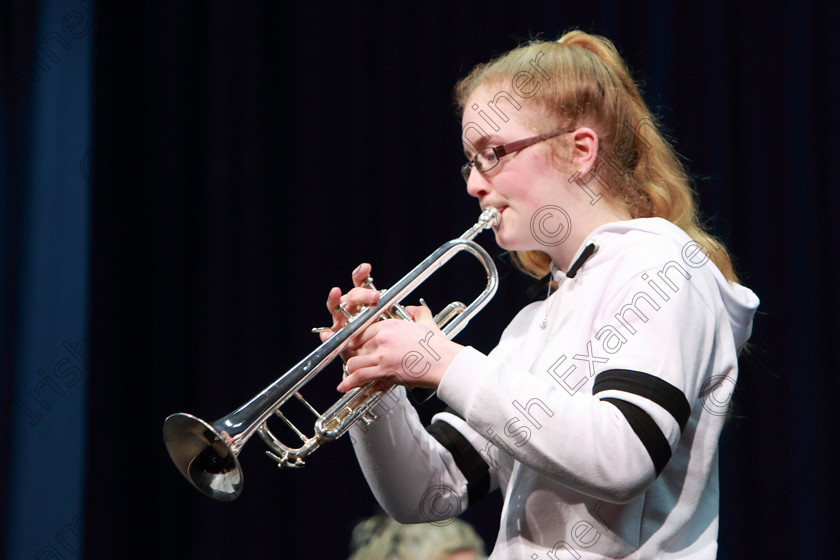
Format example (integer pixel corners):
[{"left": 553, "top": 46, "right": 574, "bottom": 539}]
[{"left": 480, "top": 206, "right": 501, "bottom": 229}]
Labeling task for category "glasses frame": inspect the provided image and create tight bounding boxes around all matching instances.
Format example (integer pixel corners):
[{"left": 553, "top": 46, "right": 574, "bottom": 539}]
[{"left": 461, "top": 127, "right": 577, "bottom": 183}]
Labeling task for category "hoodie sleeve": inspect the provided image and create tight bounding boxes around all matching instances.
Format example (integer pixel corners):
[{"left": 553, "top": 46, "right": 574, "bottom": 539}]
[{"left": 349, "top": 386, "right": 511, "bottom": 523}]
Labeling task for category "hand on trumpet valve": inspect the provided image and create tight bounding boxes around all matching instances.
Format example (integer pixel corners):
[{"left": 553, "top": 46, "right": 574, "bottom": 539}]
[
  {"left": 321, "top": 263, "right": 463, "bottom": 394},
  {"left": 315, "top": 263, "right": 380, "bottom": 357}
]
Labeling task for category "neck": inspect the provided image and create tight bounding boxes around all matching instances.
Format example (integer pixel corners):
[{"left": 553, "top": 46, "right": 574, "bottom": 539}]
[{"left": 548, "top": 205, "right": 630, "bottom": 272}]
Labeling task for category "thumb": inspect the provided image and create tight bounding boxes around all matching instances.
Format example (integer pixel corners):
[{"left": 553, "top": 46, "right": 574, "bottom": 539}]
[{"left": 407, "top": 303, "right": 435, "bottom": 323}]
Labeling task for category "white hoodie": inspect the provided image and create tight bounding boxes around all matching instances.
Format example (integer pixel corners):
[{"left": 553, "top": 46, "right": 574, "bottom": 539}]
[{"left": 350, "top": 218, "right": 760, "bottom": 560}]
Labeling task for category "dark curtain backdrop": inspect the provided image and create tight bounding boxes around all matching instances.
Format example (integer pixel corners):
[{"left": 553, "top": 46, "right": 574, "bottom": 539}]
[
  {"left": 1, "top": 1, "right": 91, "bottom": 559},
  {"left": 3, "top": 0, "right": 838, "bottom": 559}
]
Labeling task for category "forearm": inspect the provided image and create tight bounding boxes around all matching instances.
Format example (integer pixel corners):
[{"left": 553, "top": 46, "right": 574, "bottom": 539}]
[{"left": 349, "top": 386, "right": 470, "bottom": 522}]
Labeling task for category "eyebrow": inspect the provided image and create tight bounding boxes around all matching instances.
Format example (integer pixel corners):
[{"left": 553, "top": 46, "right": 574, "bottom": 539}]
[{"left": 464, "top": 135, "right": 499, "bottom": 158}]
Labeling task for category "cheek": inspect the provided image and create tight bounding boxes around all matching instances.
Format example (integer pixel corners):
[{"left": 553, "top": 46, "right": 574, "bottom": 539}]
[
  {"left": 512, "top": 157, "right": 567, "bottom": 205},
  {"left": 511, "top": 178, "right": 557, "bottom": 211}
]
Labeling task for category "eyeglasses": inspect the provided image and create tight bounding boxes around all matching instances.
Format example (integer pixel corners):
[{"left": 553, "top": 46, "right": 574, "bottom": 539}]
[{"left": 461, "top": 128, "right": 577, "bottom": 183}]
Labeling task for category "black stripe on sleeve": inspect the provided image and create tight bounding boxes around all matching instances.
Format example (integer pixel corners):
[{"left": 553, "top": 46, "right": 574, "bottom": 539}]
[
  {"left": 441, "top": 406, "right": 464, "bottom": 420},
  {"left": 593, "top": 369, "right": 691, "bottom": 432},
  {"left": 601, "top": 397, "right": 672, "bottom": 476},
  {"left": 426, "top": 420, "right": 490, "bottom": 505}
]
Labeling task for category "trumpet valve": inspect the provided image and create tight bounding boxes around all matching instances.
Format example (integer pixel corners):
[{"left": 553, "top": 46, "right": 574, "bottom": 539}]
[
  {"left": 361, "top": 409, "right": 379, "bottom": 425},
  {"left": 337, "top": 301, "right": 353, "bottom": 319}
]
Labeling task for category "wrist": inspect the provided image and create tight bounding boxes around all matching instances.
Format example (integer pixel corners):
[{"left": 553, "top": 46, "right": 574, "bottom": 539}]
[
  {"left": 400, "top": 334, "right": 462, "bottom": 389},
  {"left": 432, "top": 339, "right": 464, "bottom": 387}
]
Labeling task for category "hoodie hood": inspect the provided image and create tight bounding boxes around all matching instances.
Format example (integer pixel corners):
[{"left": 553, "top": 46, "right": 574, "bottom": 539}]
[{"left": 552, "top": 217, "right": 760, "bottom": 349}]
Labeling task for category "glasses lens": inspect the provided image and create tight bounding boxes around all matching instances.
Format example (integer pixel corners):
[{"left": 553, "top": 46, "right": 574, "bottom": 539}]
[
  {"left": 461, "top": 162, "right": 472, "bottom": 182},
  {"left": 475, "top": 147, "right": 498, "bottom": 172}
]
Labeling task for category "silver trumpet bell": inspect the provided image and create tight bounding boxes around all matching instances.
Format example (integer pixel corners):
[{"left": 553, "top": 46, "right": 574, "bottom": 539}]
[{"left": 163, "top": 207, "right": 500, "bottom": 501}]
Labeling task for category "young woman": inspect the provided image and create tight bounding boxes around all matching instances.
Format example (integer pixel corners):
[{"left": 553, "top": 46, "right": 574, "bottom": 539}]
[{"left": 322, "top": 30, "right": 759, "bottom": 559}]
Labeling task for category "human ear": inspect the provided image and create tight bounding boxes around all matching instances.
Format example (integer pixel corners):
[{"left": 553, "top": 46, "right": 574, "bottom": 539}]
[{"left": 570, "top": 128, "right": 599, "bottom": 176}]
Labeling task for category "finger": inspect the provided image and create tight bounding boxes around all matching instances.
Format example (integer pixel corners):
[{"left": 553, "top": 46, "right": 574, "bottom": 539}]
[
  {"left": 314, "top": 327, "right": 332, "bottom": 342},
  {"left": 343, "top": 351, "right": 377, "bottom": 375},
  {"left": 351, "top": 320, "right": 383, "bottom": 348},
  {"left": 328, "top": 286, "right": 377, "bottom": 329},
  {"left": 337, "top": 368, "right": 367, "bottom": 392},
  {"left": 344, "top": 286, "right": 380, "bottom": 309},
  {"left": 318, "top": 329, "right": 334, "bottom": 343},
  {"left": 369, "top": 378, "right": 398, "bottom": 394},
  {"left": 326, "top": 286, "right": 345, "bottom": 328},
  {"left": 406, "top": 304, "right": 435, "bottom": 323},
  {"left": 352, "top": 263, "right": 372, "bottom": 288},
  {"left": 336, "top": 373, "right": 359, "bottom": 392},
  {"left": 335, "top": 289, "right": 382, "bottom": 351},
  {"left": 340, "top": 353, "right": 386, "bottom": 389},
  {"left": 338, "top": 365, "right": 400, "bottom": 393},
  {"left": 337, "top": 375, "right": 396, "bottom": 395},
  {"left": 326, "top": 286, "right": 342, "bottom": 310}
]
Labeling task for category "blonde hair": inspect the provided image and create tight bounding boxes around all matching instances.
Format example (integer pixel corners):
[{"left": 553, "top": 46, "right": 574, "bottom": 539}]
[
  {"left": 348, "top": 514, "right": 485, "bottom": 560},
  {"left": 455, "top": 30, "right": 737, "bottom": 282}
]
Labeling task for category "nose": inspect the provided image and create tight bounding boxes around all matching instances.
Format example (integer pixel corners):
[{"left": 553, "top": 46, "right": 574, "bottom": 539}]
[{"left": 465, "top": 169, "right": 490, "bottom": 200}]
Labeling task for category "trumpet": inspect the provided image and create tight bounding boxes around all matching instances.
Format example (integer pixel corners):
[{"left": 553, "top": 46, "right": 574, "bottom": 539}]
[{"left": 162, "top": 206, "right": 500, "bottom": 501}]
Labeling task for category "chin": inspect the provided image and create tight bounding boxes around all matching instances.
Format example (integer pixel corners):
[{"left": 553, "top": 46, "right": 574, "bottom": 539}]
[
  {"left": 492, "top": 232, "right": 529, "bottom": 252},
  {"left": 491, "top": 229, "right": 511, "bottom": 249}
]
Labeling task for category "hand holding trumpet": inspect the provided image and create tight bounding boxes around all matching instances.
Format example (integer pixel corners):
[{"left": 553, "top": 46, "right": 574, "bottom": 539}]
[{"left": 317, "top": 262, "right": 463, "bottom": 393}]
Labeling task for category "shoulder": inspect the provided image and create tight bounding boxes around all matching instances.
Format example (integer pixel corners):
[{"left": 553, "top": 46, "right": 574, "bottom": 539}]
[
  {"left": 586, "top": 218, "right": 717, "bottom": 282},
  {"left": 580, "top": 218, "right": 725, "bottom": 314},
  {"left": 595, "top": 218, "right": 697, "bottom": 267}
]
